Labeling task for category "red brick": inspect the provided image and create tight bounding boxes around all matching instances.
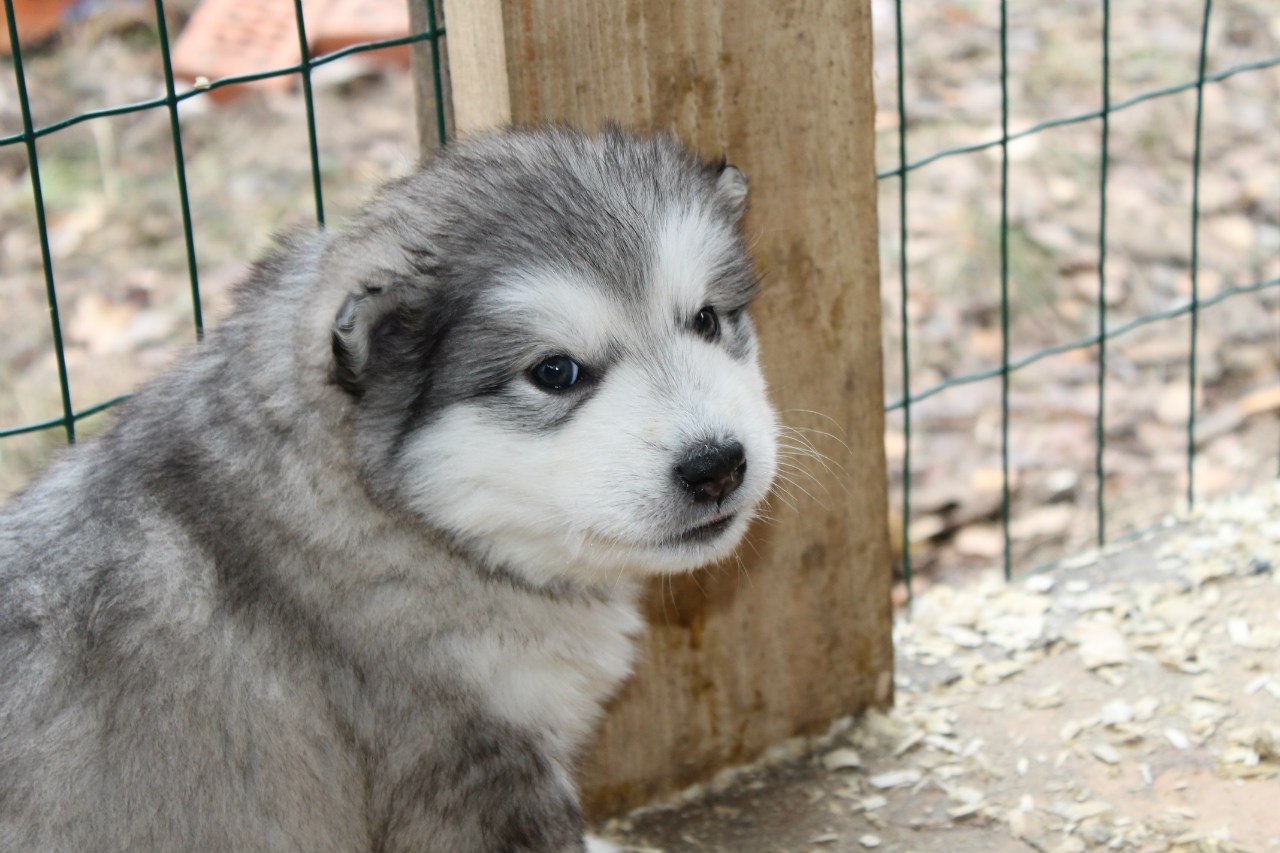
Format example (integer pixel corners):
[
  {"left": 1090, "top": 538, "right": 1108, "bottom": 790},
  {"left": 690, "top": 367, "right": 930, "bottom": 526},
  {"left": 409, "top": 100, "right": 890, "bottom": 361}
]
[
  {"left": 311, "top": 0, "right": 409, "bottom": 68},
  {"left": 170, "top": 0, "right": 334, "bottom": 100},
  {"left": 0, "top": 0, "right": 78, "bottom": 56}
]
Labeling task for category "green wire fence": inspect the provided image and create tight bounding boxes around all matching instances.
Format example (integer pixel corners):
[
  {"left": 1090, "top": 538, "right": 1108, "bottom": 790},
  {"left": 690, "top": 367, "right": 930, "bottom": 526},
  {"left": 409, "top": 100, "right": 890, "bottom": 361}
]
[
  {"left": 886, "top": 0, "right": 1280, "bottom": 603},
  {"left": 0, "top": 0, "right": 447, "bottom": 443},
  {"left": 3, "top": 0, "right": 1278, "bottom": 600}
]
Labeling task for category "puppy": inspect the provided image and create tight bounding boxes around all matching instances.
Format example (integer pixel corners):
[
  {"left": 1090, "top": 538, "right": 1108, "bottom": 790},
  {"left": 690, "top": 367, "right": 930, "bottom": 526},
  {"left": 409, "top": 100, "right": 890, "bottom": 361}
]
[{"left": 0, "top": 126, "right": 778, "bottom": 852}]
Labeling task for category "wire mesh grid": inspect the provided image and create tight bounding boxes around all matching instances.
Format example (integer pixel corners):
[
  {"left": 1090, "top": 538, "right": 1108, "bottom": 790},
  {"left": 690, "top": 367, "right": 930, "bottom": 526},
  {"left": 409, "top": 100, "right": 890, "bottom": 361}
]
[
  {"left": 884, "top": 0, "right": 1280, "bottom": 604},
  {"left": 0, "top": 0, "right": 446, "bottom": 444},
  {"left": 2, "top": 1, "right": 1278, "bottom": 598}
]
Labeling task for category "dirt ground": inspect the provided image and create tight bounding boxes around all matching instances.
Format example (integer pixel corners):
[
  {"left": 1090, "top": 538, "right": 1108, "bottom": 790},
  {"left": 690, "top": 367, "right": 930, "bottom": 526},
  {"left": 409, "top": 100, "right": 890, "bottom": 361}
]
[{"left": 602, "top": 482, "right": 1280, "bottom": 852}]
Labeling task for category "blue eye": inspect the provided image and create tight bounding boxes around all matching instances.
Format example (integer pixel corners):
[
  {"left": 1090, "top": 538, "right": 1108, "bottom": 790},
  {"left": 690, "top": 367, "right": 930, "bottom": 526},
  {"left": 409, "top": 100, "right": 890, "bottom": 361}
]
[{"left": 530, "top": 355, "right": 581, "bottom": 391}]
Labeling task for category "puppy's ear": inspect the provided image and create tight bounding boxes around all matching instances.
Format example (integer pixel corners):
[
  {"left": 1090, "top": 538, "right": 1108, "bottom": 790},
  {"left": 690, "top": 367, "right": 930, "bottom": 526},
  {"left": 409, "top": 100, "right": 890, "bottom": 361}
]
[
  {"left": 330, "top": 244, "right": 440, "bottom": 396},
  {"left": 331, "top": 282, "right": 397, "bottom": 396},
  {"left": 714, "top": 162, "right": 748, "bottom": 219}
]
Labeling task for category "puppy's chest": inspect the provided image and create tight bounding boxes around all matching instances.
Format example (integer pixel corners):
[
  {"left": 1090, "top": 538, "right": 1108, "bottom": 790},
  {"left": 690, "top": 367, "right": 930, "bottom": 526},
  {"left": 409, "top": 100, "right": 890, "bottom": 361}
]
[{"left": 448, "top": 594, "right": 642, "bottom": 750}]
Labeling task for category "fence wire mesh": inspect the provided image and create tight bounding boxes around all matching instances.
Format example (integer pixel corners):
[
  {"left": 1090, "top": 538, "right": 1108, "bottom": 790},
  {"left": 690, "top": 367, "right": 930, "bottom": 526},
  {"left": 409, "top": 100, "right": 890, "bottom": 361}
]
[
  {"left": 0, "top": 0, "right": 446, "bottom": 448},
  {"left": 2, "top": 1, "right": 1278, "bottom": 598},
  {"left": 882, "top": 0, "right": 1280, "bottom": 603}
]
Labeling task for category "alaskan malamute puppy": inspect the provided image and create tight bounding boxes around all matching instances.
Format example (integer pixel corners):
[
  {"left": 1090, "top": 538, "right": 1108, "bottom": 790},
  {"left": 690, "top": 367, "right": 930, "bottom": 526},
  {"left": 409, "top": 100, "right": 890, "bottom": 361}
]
[{"left": 0, "top": 127, "right": 778, "bottom": 852}]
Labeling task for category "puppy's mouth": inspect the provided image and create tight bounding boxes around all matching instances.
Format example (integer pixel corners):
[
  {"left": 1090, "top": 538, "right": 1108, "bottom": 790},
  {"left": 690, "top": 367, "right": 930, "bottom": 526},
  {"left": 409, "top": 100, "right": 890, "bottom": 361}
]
[{"left": 672, "top": 513, "right": 736, "bottom": 546}]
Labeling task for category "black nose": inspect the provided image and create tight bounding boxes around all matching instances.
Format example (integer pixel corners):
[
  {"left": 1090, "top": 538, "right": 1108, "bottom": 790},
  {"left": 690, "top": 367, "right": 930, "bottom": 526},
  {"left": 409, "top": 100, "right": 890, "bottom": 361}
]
[{"left": 676, "top": 441, "right": 747, "bottom": 504}]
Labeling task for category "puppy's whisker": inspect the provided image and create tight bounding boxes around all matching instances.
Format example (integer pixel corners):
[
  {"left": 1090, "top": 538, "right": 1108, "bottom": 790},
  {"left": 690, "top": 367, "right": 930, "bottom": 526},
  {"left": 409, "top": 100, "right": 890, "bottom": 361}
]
[
  {"left": 776, "top": 449, "right": 851, "bottom": 493},
  {"left": 769, "top": 477, "right": 802, "bottom": 504},
  {"left": 775, "top": 454, "right": 852, "bottom": 500},
  {"left": 687, "top": 569, "right": 709, "bottom": 599},
  {"left": 777, "top": 430, "right": 852, "bottom": 473},
  {"left": 775, "top": 473, "right": 829, "bottom": 512},
  {"left": 779, "top": 424, "right": 857, "bottom": 465},
  {"left": 734, "top": 551, "right": 756, "bottom": 592},
  {"left": 775, "top": 467, "right": 834, "bottom": 504},
  {"left": 776, "top": 442, "right": 843, "bottom": 482},
  {"left": 781, "top": 423, "right": 851, "bottom": 447},
  {"left": 778, "top": 407, "right": 848, "bottom": 432}
]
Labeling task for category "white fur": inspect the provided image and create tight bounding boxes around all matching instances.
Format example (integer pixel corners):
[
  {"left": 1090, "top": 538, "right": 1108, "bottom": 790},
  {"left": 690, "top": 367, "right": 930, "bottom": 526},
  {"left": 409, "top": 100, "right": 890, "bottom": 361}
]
[
  {"left": 487, "top": 269, "right": 621, "bottom": 364},
  {"left": 443, "top": 586, "right": 644, "bottom": 754},
  {"left": 398, "top": 203, "right": 778, "bottom": 588},
  {"left": 651, "top": 205, "right": 739, "bottom": 320}
]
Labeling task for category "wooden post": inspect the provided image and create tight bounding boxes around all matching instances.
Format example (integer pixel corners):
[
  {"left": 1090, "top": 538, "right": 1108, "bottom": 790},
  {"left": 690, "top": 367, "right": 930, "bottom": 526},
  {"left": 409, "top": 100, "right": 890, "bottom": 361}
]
[{"left": 422, "top": 0, "right": 892, "bottom": 817}]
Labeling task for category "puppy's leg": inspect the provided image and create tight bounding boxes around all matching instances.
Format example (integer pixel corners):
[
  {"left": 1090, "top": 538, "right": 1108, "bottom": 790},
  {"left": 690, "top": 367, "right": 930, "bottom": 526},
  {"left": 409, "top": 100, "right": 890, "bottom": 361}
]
[
  {"left": 585, "top": 835, "right": 621, "bottom": 853},
  {"left": 378, "top": 715, "right": 591, "bottom": 853}
]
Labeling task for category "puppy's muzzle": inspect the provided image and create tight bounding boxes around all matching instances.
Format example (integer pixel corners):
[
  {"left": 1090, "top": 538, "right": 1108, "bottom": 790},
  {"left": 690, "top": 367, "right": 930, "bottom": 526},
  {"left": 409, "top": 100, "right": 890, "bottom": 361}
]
[{"left": 676, "top": 441, "right": 747, "bottom": 505}]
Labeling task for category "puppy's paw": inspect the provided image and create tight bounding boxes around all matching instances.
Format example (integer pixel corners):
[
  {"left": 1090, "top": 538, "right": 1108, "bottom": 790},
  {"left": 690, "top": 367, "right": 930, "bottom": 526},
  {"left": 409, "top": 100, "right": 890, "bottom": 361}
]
[{"left": 585, "top": 834, "right": 621, "bottom": 853}]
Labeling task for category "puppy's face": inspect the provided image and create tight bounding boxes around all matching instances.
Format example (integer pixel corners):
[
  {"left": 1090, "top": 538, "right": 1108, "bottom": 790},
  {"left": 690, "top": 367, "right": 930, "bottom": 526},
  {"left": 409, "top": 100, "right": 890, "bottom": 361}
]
[{"left": 332, "top": 130, "right": 778, "bottom": 586}]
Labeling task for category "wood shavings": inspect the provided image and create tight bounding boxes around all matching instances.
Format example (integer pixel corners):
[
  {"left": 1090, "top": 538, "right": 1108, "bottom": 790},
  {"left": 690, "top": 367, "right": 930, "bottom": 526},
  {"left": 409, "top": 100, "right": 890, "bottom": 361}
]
[
  {"left": 1075, "top": 618, "right": 1130, "bottom": 669},
  {"left": 923, "top": 734, "right": 962, "bottom": 754},
  {"left": 946, "top": 785, "right": 984, "bottom": 805},
  {"left": 1065, "top": 801, "right": 1113, "bottom": 821},
  {"left": 974, "top": 660, "right": 1024, "bottom": 683},
  {"left": 866, "top": 769, "right": 922, "bottom": 790},
  {"left": 1070, "top": 591, "right": 1119, "bottom": 613},
  {"left": 1225, "top": 725, "right": 1280, "bottom": 762},
  {"left": 890, "top": 731, "right": 924, "bottom": 757},
  {"left": 1133, "top": 696, "right": 1161, "bottom": 721},
  {"left": 1006, "top": 808, "right": 1031, "bottom": 838},
  {"left": 858, "top": 795, "right": 887, "bottom": 812},
  {"left": 1025, "top": 684, "right": 1065, "bottom": 709},
  {"left": 1243, "top": 674, "right": 1272, "bottom": 694},
  {"left": 1100, "top": 700, "right": 1135, "bottom": 726},
  {"left": 1226, "top": 618, "right": 1251, "bottom": 647},
  {"left": 1184, "top": 559, "right": 1238, "bottom": 587},
  {"left": 945, "top": 800, "right": 985, "bottom": 819},
  {"left": 990, "top": 589, "right": 1052, "bottom": 616},
  {"left": 1025, "top": 575, "right": 1056, "bottom": 593},
  {"left": 1060, "top": 718, "right": 1095, "bottom": 741},
  {"left": 821, "top": 748, "right": 863, "bottom": 772},
  {"left": 939, "top": 625, "right": 984, "bottom": 649}
]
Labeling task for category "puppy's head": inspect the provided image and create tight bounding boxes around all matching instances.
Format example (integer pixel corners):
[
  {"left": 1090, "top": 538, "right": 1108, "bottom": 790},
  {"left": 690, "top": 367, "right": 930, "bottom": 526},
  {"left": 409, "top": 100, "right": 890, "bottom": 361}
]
[{"left": 328, "top": 127, "right": 777, "bottom": 586}]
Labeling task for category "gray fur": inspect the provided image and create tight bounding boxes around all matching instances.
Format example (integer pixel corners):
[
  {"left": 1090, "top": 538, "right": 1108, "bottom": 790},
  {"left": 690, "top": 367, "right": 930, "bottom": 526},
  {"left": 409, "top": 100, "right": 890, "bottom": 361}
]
[{"left": 0, "top": 126, "right": 771, "bottom": 852}]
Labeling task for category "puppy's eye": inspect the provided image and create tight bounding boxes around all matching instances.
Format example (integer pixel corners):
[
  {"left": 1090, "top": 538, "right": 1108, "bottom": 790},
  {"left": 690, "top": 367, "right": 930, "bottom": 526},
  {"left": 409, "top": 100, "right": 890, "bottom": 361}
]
[
  {"left": 693, "top": 306, "right": 720, "bottom": 341},
  {"left": 530, "top": 355, "right": 581, "bottom": 391}
]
